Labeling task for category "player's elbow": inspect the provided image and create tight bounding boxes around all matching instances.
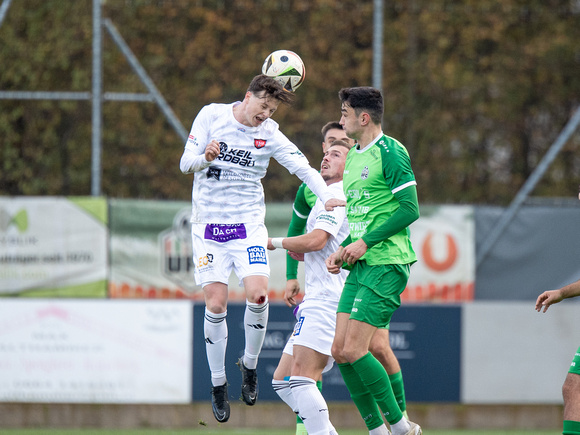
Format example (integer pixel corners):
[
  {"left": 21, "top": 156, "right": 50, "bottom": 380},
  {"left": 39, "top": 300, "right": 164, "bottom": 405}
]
[{"left": 307, "top": 235, "right": 329, "bottom": 252}]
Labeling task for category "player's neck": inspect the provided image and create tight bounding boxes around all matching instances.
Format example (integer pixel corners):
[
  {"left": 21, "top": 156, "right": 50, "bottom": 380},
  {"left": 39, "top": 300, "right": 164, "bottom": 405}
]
[{"left": 356, "top": 125, "right": 382, "bottom": 150}]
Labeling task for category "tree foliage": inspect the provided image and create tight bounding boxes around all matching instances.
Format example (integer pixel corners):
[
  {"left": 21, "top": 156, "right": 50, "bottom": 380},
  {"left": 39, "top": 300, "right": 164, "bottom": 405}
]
[{"left": 1, "top": 0, "right": 579, "bottom": 204}]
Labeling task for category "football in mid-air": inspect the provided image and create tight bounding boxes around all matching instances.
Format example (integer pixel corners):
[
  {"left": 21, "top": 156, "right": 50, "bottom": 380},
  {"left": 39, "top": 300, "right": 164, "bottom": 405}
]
[{"left": 262, "top": 50, "right": 305, "bottom": 92}]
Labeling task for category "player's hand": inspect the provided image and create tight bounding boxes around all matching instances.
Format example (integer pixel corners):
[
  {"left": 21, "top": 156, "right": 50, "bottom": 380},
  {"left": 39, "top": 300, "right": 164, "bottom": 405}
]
[
  {"left": 325, "top": 198, "right": 346, "bottom": 211},
  {"left": 284, "top": 279, "right": 301, "bottom": 307},
  {"left": 267, "top": 237, "right": 275, "bottom": 250},
  {"left": 325, "top": 247, "right": 344, "bottom": 274},
  {"left": 341, "top": 238, "right": 368, "bottom": 265},
  {"left": 205, "top": 140, "right": 221, "bottom": 162},
  {"left": 535, "top": 289, "right": 564, "bottom": 313},
  {"left": 288, "top": 250, "right": 304, "bottom": 261}
]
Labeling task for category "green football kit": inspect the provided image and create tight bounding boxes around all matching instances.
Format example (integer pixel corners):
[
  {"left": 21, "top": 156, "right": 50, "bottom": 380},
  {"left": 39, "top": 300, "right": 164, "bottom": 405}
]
[
  {"left": 337, "top": 132, "right": 419, "bottom": 430},
  {"left": 337, "top": 133, "right": 418, "bottom": 327}
]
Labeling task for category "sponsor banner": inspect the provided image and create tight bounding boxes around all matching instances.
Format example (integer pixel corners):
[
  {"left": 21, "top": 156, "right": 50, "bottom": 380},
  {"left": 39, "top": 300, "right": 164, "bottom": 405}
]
[
  {"left": 109, "top": 200, "right": 292, "bottom": 300},
  {"left": 192, "top": 304, "right": 461, "bottom": 402},
  {"left": 405, "top": 205, "right": 475, "bottom": 302},
  {"left": 109, "top": 201, "right": 474, "bottom": 302},
  {"left": 0, "top": 197, "right": 107, "bottom": 297},
  {"left": 0, "top": 300, "right": 192, "bottom": 403}
]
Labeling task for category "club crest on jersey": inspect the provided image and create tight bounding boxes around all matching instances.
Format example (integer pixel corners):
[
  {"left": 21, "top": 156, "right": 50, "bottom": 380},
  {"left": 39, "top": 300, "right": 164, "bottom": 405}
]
[
  {"left": 361, "top": 166, "right": 369, "bottom": 180},
  {"left": 254, "top": 139, "right": 266, "bottom": 149}
]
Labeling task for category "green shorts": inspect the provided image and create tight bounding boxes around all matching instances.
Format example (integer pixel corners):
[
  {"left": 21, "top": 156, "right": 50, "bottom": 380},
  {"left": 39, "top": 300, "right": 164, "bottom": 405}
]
[
  {"left": 337, "top": 260, "right": 411, "bottom": 329},
  {"left": 569, "top": 347, "right": 580, "bottom": 375}
]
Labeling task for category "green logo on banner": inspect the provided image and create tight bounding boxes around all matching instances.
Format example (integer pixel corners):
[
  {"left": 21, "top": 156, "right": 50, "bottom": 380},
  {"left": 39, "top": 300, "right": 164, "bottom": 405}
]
[{"left": 0, "top": 208, "right": 28, "bottom": 233}]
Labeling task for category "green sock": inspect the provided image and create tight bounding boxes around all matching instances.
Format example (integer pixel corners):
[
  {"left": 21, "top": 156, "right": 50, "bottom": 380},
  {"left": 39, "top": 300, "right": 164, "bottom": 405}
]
[
  {"left": 338, "top": 362, "right": 384, "bottom": 431},
  {"left": 351, "top": 352, "right": 403, "bottom": 425},
  {"left": 563, "top": 420, "right": 580, "bottom": 435},
  {"left": 389, "top": 371, "right": 407, "bottom": 414}
]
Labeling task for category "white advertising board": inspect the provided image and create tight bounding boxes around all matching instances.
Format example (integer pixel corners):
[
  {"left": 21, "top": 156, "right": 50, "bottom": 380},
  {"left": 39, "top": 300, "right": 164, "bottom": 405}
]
[
  {"left": 0, "top": 300, "right": 192, "bottom": 403},
  {"left": 462, "top": 301, "right": 580, "bottom": 403}
]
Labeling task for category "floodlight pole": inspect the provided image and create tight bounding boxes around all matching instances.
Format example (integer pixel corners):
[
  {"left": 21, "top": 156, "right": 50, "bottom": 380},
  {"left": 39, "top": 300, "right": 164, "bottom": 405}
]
[
  {"left": 91, "top": 0, "right": 103, "bottom": 197},
  {"left": 372, "top": 0, "right": 383, "bottom": 95}
]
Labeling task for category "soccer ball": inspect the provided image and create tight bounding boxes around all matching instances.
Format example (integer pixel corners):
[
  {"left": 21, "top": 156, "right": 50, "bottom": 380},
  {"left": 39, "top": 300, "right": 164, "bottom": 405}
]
[{"left": 262, "top": 50, "right": 305, "bottom": 92}]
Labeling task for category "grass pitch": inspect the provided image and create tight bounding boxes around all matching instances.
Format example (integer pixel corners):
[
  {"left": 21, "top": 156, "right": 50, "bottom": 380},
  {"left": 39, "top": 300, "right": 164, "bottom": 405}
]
[{"left": 0, "top": 429, "right": 561, "bottom": 434}]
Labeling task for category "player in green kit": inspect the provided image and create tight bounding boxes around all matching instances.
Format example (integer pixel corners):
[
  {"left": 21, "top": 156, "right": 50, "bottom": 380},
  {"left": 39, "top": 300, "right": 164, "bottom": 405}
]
[
  {"left": 536, "top": 278, "right": 580, "bottom": 435},
  {"left": 326, "top": 87, "right": 421, "bottom": 435}
]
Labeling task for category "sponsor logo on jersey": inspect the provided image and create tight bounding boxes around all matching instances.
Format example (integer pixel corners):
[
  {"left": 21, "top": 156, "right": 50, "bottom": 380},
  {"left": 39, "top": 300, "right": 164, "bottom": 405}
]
[
  {"left": 348, "top": 205, "right": 370, "bottom": 214},
  {"left": 316, "top": 213, "right": 338, "bottom": 225},
  {"left": 216, "top": 142, "right": 256, "bottom": 167},
  {"left": 187, "top": 134, "right": 199, "bottom": 147},
  {"left": 204, "top": 223, "right": 247, "bottom": 242},
  {"left": 293, "top": 316, "right": 305, "bottom": 336},
  {"left": 349, "top": 220, "right": 370, "bottom": 238},
  {"left": 207, "top": 167, "right": 221, "bottom": 180},
  {"left": 197, "top": 253, "right": 214, "bottom": 267},
  {"left": 247, "top": 245, "right": 267, "bottom": 265},
  {"left": 254, "top": 139, "right": 266, "bottom": 149}
]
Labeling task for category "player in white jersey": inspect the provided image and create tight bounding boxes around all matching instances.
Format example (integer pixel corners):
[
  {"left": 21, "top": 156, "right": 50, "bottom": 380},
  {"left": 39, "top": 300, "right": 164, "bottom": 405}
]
[
  {"left": 267, "top": 140, "right": 352, "bottom": 435},
  {"left": 179, "top": 75, "right": 345, "bottom": 423}
]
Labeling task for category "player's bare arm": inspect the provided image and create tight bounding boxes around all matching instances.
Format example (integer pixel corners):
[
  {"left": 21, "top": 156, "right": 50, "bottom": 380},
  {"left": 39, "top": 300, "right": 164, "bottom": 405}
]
[
  {"left": 536, "top": 278, "right": 580, "bottom": 313},
  {"left": 268, "top": 229, "right": 330, "bottom": 254}
]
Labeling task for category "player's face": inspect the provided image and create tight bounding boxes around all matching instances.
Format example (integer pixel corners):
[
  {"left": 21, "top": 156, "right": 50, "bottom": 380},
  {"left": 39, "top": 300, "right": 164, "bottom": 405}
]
[
  {"left": 340, "top": 103, "right": 362, "bottom": 141},
  {"left": 321, "top": 145, "right": 348, "bottom": 184},
  {"left": 242, "top": 91, "right": 280, "bottom": 127},
  {"left": 322, "top": 128, "right": 354, "bottom": 153}
]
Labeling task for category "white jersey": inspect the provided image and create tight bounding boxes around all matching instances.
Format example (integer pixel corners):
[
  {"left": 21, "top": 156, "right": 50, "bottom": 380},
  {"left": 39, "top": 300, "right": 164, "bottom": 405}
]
[
  {"left": 303, "top": 181, "right": 349, "bottom": 303},
  {"left": 180, "top": 102, "right": 333, "bottom": 224}
]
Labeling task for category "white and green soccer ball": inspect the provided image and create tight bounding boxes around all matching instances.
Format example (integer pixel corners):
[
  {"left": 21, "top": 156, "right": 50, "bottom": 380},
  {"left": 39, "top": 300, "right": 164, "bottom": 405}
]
[{"left": 262, "top": 49, "right": 305, "bottom": 92}]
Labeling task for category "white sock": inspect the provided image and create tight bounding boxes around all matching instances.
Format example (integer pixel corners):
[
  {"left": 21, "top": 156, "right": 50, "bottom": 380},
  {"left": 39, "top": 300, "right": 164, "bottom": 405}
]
[
  {"left": 272, "top": 378, "right": 299, "bottom": 414},
  {"left": 370, "top": 424, "right": 391, "bottom": 435},
  {"left": 243, "top": 297, "right": 269, "bottom": 370},
  {"left": 204, "top": 308, "right": 228, "bottom": 387},
  {"left": 290, "top": 376, "right": 332, "bottom": 435},
  {"left": 390, "top": 417, "right": 411, "bottom": 435}
]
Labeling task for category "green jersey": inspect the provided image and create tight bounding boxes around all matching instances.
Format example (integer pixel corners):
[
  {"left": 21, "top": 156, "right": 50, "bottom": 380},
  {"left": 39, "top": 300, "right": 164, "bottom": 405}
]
[{"left": 343, "top": 133, "right": 417, "bottom": 266}]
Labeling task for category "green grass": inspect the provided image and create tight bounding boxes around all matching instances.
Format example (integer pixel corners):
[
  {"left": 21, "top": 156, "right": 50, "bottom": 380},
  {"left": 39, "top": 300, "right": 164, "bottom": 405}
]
[{"left": 0, "top": 430, "right": 561, "bottom": 435}]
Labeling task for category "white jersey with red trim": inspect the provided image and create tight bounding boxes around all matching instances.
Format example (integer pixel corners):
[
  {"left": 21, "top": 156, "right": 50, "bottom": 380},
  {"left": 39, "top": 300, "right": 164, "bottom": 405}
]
[{"left": 180, "top": 102, "right": 332, "bottom": 224}]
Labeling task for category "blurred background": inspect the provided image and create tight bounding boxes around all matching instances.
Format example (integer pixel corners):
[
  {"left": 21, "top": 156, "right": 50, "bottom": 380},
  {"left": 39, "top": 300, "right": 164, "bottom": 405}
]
[{"left": 1, "top": 0, "right": 580, "bottom": 432}]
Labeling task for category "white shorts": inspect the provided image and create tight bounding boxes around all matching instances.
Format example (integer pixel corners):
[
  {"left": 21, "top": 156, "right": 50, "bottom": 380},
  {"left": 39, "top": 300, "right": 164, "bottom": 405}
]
[
  {"left": 191, "top": 222, "right": 270, "bottom": 287},
  {"left": 283, "top": 299, "right": 338, "bottom": 374}
]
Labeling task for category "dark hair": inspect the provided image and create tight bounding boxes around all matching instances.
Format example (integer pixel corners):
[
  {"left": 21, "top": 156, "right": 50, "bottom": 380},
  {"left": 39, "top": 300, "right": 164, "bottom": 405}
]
[
  {"left": 338, "top": 86, "right": 383, "bottom": 125},
  {"left": 327, "top": 139, "right": 353, "bottom": 152},
  {"left": 320, "top": 121, "right": 343, "bottom": 141},
  {"left": 247, "top": 74, "right": 294, "bottom": 105}
]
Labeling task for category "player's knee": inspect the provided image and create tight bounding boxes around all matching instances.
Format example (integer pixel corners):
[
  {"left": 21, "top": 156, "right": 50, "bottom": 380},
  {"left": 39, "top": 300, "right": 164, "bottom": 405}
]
[{"left": 331, "top": 342, "right": 345, "bottom": 364}]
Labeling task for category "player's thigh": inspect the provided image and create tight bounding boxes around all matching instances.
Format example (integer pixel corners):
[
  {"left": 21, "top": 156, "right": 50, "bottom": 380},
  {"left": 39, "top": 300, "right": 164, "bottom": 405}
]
[
  {"left": 191, "top": 223, "right": 233, "bottom": 286},
  {"left": 292, "top": 345, "right": 330, "bottom": 379},
  {"left": 232, "top": 223, "right": 270, "bottom": 285}
]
